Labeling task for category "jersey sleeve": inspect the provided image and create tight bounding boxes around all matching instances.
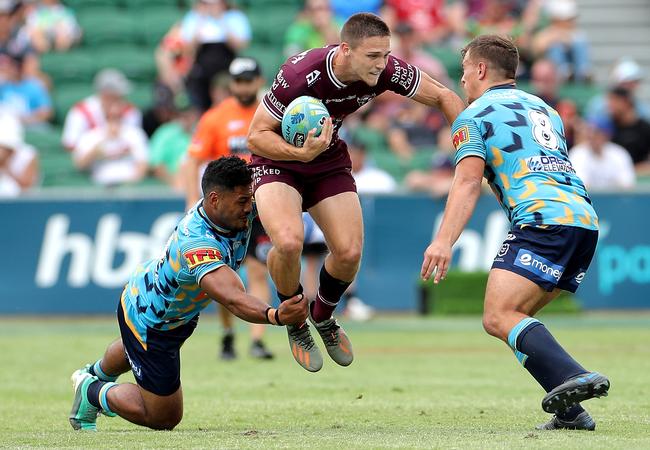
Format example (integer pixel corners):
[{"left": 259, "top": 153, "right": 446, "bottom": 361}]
[
  {"left": 377, "top": 54, "right": 422, "bottom": 99},
  {"left": 261, "top": 63, "right": 303, "bottom": 122},
  {"left": 181, "top": 238, "right": 228, "bottom": 285},
  {"left": 451, "top": 116, "right": 486, "bottom": 165}
]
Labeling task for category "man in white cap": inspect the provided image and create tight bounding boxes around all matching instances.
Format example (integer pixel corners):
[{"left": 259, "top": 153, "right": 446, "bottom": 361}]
[
  {"left": 585, "top": 58, "right": 650, "bottom": 123},
  {"left": 61, "top": 68, "right": 142, "bottom": 151}
]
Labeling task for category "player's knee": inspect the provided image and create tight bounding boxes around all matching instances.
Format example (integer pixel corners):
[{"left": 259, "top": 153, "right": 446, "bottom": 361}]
[
  {"left": 272, "top": 231, "right": 303, "bottom": 259},
  {"left": 147, "top": 410, "right": 183, "bottom": 430},
  {"left": 332, "top": 243, "right": 362, "bottom": 268},
  {"left": 482, "top": 311, "right": 503, "bottom": 338}
]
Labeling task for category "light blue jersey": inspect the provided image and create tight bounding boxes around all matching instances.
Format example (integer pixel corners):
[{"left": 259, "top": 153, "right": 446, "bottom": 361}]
[
  {"left": 121, "top": 202, "right": 253, "bottom": 346},
  {"left": 452, "top": 84, "right": 598, "bottom": 230}
]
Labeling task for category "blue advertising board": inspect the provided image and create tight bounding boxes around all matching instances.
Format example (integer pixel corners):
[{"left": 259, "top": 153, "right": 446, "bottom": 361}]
[{"left": 0, "top": 192, "right": 648, "bottom": 314}]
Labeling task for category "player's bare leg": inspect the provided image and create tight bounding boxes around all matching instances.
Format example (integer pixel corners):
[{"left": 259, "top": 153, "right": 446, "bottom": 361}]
[
  {"left": 306, "top": 192, "right": 362, "bottom": 366},
  {"left": 483, "top": 269, "right": 609, "bottom": 430},
  {"left": 255, "top": 182, "right": 322, "bottom": 371},
  {"left": 105, "top": 384, "right": 184, "bottom": 430}
]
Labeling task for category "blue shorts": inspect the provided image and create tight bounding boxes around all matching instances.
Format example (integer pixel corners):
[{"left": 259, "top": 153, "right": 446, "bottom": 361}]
[
  {"left": 117, "top": 299, "right": 198, "bottom": 396},
  {"left": 491, "top": 225, "right": 598, "bottom": 292}
]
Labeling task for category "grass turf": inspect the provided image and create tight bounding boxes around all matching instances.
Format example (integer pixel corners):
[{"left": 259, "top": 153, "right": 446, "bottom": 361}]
[{"left": 1, "top": 313, "right": 649, "bottom": 449}]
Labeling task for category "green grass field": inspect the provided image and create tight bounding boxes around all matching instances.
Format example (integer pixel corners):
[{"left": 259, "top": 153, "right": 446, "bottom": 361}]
[{"left": 1, "top": 313, "right": 649, "bottom": 449}]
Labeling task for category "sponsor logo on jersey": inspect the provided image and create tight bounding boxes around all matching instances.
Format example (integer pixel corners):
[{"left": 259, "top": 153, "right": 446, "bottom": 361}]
[
  {"left": 306, "top": 70, "right": 321, "bottom": 86},
  {"left": 525, "top": 156, "right": 576, "bottom": 173},
  {"left": 184, "top": 248, "right": 222, "bottom": 269},
  {"left": 390, "top": 59, "right": 414, "bottom": 91},
  {"left": 514, "top": 249, "right": 564, "bottom": 283},
  {"left": 452, "top": 126, "right": 470, "bottom": 149},
  {"left": 357, "top": 94, "right": 376, "bottom": 106}
]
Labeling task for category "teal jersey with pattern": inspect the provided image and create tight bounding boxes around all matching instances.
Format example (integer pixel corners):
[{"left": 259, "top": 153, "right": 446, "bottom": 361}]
[
  {"left": 121, "top": 201, "right": 253, "bottom": 344},
  {"left": 452, "top": 85, "right": 598, "bottom": 230}
]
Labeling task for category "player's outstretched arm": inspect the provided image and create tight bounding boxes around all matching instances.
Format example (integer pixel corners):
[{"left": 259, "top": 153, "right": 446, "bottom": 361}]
[
  {"left": 247, "top": 104, "right": 332, "bottom": 163},
  {"left": 421, "top": 155, "right": 485, "bottom": 284},
  {"left": 411, "top": 72, "right": 466, "bottom": 125},
  {"left": 200, "top": 265, "right": 308, "bottom": 325}
]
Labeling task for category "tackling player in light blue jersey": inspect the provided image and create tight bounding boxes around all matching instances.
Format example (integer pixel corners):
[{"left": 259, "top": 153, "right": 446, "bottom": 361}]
[
  {"left": 68, "top": 157, "right": 307, "bottom": 431},
  {"left": 421, "top": 35, "right": 609, "bottom": 431}
]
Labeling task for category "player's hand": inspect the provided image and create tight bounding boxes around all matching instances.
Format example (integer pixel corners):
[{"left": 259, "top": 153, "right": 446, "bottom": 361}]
[
  {"left": 277, "top": 293, "right": 308, "bottom": 325},
  {"left": 421, "top": 239, "right": 452, "bottom": 284},
  {"left": 301, "top": 117, "right": 333, "bottom": 162}
]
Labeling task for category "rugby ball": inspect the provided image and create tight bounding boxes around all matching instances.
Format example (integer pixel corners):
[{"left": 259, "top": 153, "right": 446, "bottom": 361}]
[{"left": 281, "top": 96, "right": 330, "bottom": 147}]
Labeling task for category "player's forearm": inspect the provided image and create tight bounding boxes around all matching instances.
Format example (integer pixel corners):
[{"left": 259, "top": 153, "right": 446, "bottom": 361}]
[
  {"left": 219, "top": 291, "right": 272, "bottom": 325},
  {"left": 248, "top": 129, "right": 304, "bottom": 161},
  {"left": 437, "top": 88, "right": 466, "bottom": 126},
  {"left": 435, "top": 175, "right": 482, "bottom": 246}
]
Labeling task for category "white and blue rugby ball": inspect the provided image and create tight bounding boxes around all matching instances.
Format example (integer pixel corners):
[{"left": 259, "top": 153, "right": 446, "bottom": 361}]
[{"left": 281, "top": 96, "right": 330, "bottom": 148}]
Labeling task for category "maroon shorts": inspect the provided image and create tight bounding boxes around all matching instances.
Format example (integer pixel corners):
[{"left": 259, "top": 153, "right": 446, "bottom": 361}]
[{"left": 250, "top": 143, "right": 357, "bottom": 210}]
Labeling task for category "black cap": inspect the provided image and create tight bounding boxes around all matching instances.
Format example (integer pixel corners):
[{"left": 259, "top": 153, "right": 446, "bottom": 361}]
[{"left": 228, "top": 57, "right": 261, "bottom": 81}]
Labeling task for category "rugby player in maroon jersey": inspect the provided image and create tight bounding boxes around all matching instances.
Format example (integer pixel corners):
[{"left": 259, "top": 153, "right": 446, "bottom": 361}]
[{"left": 247, "top": 13, "right": 465, "bottom": 372}]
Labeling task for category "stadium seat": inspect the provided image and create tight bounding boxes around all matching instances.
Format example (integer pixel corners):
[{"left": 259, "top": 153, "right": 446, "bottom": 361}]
[
  {"left": 77, "top": 8, "right": 140, "bottom": 47},
  {"left": 41, "top": 49, "right": 97, "bottom": 84},
  {"left": 39, "top": 152, "right": 92, "bottom": 187},
  {"left": 121, "top": 0, "right": 185, "bottom": 8},
  {"left": 65, "top": 0, "right": 119, "bottom": 10},
  {"left": 96, "top": 45, "right": 157, "bottom": 82},
  {"left": 241, "top": 45, "right": 285, "bottom": 79},
  {"left": 426, "top": 46, "right": 463, "bottom": 84},
  {"left": 25, "top": 128, "right": 64, "bottom": 154},
  {"left": 52, "top": 83, "right": 94, "bottom": 124},
  {"left": 559, "top": 83, "right": 601, "bottom": 115},
  {"left": 128, "top": 84, "right": 154, "bottom": 110},
  {"left": 135, "top": 6, "right": 183, "bottom": 46},
  {"left": 247, "top": 7, "right": 299, "bottom": 46}
]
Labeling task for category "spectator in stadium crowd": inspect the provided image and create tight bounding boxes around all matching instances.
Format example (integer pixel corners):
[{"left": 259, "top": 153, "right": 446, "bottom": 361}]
[
  {"left": 386, "top": 100, "right": 444, "bottom": 162},
  {"left": 607, "top": 86, "right": 650, "bottom": 176},
  {"left": 530, "top": 58, "right": 579, "bottom": 148},
  {"left": 23, "top": 0, "right": 82, "bottom": 53},
  {"left": 383, "top": 0, "right": 449, "bottom": 44},
  {"left": 180, "top": 0, "right": 251, "bottom": 112},
  {"left": 142, "top": 83, "right": 179, "bottom": 137},
  {"left": 349, "top": 138, "right": 397, "bottom": 194},
  {"left": 61, "top": 68, "right": 141, "bottom": 151},
  {"left": 532, "top": 0, "right": 591, "bottom": 82},
  {"left": 149, "top": 96, "right": 199, "bottom": 190},
  {"left": 0, "top": 48, "right": 52, "bottom": 127},
  {"left": 569, "top": 117, "right": 636, "bottom": 191},
  {"left": 0, "top": 0, "right": 40, "bottom": 79},
  {"left": 183, "top": 57, "right": 275, "bottom": 361},
  {"left": 72, "top": 100, "right": 149, "bottom": 187},
  {"left": 284, "top": 0, "right": 340, "bottom": 58},
  {"left": 404, "top": 125, "right": 456, "bottom": 197},
  {"left": 585, "top": 58, "right": 650, "bottom": 123},
  {"left": 155, "top": 23, "right": 192, "bottom": 96},
  {"left": 0, "top": 109, "right": 39, "bottom": 196}
]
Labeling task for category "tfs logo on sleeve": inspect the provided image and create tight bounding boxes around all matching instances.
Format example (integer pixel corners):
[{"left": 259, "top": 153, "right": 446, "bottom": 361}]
[
  {"left": 514, "top": 249, "right": 564, "bottom": 283},
  {"left": 184, "top": 248, "right": 222, "bottom": 269},
  {"left": 452, "top": 126, "right": 470, "bottom": 150}
]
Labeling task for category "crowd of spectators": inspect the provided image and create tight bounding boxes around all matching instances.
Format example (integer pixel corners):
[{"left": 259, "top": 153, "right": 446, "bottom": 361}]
[{"left": 1, "top": 0, "right": 649, "bottom": 198}]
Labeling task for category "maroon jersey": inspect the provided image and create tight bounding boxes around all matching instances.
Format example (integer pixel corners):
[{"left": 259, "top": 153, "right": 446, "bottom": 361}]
[{"left": 260, "top": 45, "right": 422, "bottom": 163}]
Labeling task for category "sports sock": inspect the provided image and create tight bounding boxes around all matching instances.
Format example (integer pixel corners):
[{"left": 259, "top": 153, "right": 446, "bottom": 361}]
[
  {"left": 277, "top": 284, "right": 303, "bottom": 303},
  {"left": 312, "top": 266, "right": 352, "bottom": 322},
  {"left": 86, "top": 380, "right": 118, "bottom": 415},
  {"left": 508, "top": 318, "right": 587, "bottom": 421},
  {"left": 88, "top": 360, "right": 119, "bottom": 382}
]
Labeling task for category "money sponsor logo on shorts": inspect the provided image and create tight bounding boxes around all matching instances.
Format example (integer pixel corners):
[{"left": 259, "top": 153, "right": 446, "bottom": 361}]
[
  {"left": 124, "top": 349, "right": 142, "bottom": 379},
  {"left": 183, "top": 247, "right": 222, "bottom": 269},
  {"left": 514, "top": 249, "right": 564, "bottom": 283},
  {"left": 452, "top": 126, "right": 470, "bottom": 149},
  {"left": 525, "top": 156, "right": 576, "bottom": 174}
]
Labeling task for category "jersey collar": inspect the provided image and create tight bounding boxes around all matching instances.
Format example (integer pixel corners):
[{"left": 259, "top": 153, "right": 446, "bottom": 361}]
[
  {"left": 327, "top": 46, "right": 347, "bottom": 89},
  {"left": 486, "top": 83, "right": 517, "bottom": 92},
  {"left": 197, "top": 205, "right": 234, "bottom": 236}
]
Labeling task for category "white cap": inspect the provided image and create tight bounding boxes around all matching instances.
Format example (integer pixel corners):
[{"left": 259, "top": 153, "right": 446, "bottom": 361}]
[
  {"left": 611, "top": 58, "right": 643, "bottom": 84},
  {"left": 546, "top": 0, "right": 578, "bottom": 20},
  {"left": 94, "top": 68, "right": 132, "bottom": 96}
]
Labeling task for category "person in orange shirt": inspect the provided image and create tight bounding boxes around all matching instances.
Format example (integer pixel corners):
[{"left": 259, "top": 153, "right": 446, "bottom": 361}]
[{"left": 184, "top": 57, "right": 273, "bottom": 360}]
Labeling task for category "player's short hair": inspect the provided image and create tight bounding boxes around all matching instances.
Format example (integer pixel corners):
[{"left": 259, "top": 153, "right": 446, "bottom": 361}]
[
  {"left": 340, "top": 13, "right": 390, "bottom": 48},
  {"left": 462, "top": 35, "right": 519, "bottom": 80},
  {"left": 201, "top": 156, "right": 252, "bottom": 196}
]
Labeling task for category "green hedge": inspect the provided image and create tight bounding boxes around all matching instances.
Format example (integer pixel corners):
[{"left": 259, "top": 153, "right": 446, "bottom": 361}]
[{"left": 418, "top": 271, "right": 581, "bottom": 315}]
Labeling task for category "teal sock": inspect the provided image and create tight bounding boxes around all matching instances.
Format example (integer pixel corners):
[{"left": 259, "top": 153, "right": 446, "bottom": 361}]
[{"left": 88, "top": 360, "right": 118, "bottom": 382}]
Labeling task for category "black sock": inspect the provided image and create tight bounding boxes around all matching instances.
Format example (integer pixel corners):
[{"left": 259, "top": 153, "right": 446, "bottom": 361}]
[
  {"left": 277, "top": 284, "right": 303, "bottom": 303},
  {"left": 508, "top": 318, "right": 587, "bottom": 420},
  {"left": 312, "top": 266, "right": 352, "bottom": 322},
  {"left": 86, "top": 380, "right": 107, "bottom": 409}
]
